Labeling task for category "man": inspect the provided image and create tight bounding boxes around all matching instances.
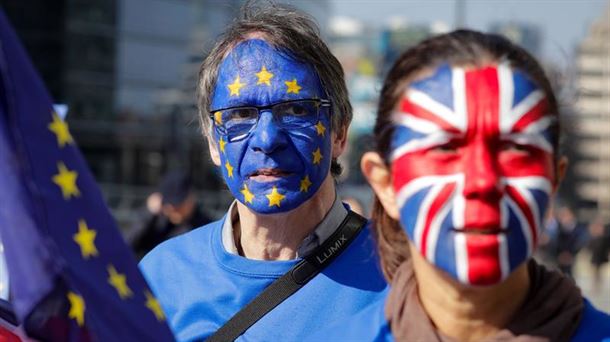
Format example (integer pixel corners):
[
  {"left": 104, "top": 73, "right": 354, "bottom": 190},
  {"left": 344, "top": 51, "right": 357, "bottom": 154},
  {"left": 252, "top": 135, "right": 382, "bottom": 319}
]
[{"left": 140, "top": 4, "right": 387, "bottom": 341}]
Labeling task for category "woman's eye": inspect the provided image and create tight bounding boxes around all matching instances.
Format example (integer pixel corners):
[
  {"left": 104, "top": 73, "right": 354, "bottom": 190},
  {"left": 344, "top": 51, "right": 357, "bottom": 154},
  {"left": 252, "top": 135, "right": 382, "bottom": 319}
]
[
  {"left": 501, "top": 142, "right": 531, "bottom": 153},
  {"left": 430, "top": 144, "right": 458, "bottom": 154}
]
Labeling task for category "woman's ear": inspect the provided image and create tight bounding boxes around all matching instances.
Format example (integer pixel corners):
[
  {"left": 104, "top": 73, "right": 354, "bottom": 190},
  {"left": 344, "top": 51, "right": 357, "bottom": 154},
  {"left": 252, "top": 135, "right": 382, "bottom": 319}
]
[
  {"left": 552, "top": 156, "right": 569, "bottom": 193},
  {"left": 361, "top": 151, "right": 400, "bottom": 220}
]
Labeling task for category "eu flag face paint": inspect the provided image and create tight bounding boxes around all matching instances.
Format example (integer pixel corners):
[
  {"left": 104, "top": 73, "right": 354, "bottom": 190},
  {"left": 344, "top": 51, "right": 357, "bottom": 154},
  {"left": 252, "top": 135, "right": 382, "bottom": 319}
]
[
  {"left": 210, "top": 39, "right": 332, "bottom": 214},
  {"left": 389, "top": 63, "right": 555, "bottom": 286}
]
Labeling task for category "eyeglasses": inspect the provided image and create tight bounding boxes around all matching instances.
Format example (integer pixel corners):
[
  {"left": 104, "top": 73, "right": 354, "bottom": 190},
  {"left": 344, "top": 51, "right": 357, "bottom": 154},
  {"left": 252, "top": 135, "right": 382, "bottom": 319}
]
[{"left": 209, "top": 99, "right": 331, "bottom": 142}]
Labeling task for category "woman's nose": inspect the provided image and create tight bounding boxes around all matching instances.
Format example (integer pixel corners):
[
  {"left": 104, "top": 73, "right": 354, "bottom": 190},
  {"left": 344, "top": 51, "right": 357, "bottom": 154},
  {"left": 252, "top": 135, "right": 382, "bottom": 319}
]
[{"left": 462, "top": 140, "right": 503, "bottom": 201}]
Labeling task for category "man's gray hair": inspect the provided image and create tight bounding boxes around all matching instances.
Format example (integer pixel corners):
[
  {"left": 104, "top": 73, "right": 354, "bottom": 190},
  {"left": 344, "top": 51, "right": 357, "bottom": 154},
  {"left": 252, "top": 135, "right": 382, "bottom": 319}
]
[{"left": 197, "top": 2, "right": 352, "bottom": 175}]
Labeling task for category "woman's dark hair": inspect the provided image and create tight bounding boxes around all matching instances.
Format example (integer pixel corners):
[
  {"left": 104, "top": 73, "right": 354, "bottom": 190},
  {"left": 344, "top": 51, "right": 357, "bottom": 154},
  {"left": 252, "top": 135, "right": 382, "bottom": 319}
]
[{"left": 371, "top": 29, "right": 561, "bottom": 282}]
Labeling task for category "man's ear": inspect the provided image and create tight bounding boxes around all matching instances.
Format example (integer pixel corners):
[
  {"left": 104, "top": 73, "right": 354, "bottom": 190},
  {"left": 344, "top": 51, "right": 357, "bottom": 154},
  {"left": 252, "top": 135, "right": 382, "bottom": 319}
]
[
  {"left": 331, "top": 124, "right": 348, "bottom": 159},
  {"left": 361, "top": 151, "right": 400, "bottom": 220},
  {"left": 553, "top": 156, "right": 569, "bottom": 193},
  {"left": 207, "top": 136, "right": 221, "bottom": 166}
]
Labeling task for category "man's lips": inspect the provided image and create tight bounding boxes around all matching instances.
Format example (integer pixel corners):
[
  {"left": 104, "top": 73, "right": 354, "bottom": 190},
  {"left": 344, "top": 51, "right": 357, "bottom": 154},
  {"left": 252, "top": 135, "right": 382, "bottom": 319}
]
[{"left": 247, "top": 168, "right": 292, "bottom": 181}]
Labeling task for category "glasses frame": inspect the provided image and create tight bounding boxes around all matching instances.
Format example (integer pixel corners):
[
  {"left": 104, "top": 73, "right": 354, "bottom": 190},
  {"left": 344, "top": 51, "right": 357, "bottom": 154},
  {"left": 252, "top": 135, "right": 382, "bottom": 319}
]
[{"left": 209, "top": 98, "right": 331, "bottom": 140}]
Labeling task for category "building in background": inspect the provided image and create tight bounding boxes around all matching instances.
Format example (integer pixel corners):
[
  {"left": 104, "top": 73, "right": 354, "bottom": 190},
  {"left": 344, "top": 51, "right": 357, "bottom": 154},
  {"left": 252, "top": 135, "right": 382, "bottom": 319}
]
[
  {"left": 572, "top": 5, "right": 610, "bottom": 221},
  {"left": 489, "top": 22, "right": 542, "bottom": 57}
]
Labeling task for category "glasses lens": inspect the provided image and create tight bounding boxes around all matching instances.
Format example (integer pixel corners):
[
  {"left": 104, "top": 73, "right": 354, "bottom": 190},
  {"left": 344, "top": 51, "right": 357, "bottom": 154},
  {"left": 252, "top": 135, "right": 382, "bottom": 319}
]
[
  {"left": 273, "top": 100, "right": 319, "bottom": 128},
  {"left": 223, "top": 107, "right": 258, "bottom": 136}
]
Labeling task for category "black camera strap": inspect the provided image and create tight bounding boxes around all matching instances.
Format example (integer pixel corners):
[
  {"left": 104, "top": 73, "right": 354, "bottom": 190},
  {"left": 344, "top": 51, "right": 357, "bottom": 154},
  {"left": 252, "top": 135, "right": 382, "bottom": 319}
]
[{"left": 207, "top": 210, "right": 367, "bottom": 342}]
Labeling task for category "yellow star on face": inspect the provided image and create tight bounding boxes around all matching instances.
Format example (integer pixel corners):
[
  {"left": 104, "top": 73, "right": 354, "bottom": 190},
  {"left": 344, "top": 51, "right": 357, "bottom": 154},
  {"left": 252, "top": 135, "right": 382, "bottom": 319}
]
[
  {"left": 48, "top": 111, "right": 73, "bottom": 148},
  {"left": 107, "top": 265, "right": 133, "bottom": 299},
  {"left": 219, "top": 137, "right": 227, "bottom": 153},
  {"left": 73, "top": 219, "right": 98, "bottom": 259},
  {"left": 315, "top": 121, "right": 326, "bottom": 136},
  {"left": 228, "top": 76, "right": 245, "bottom": 96},
  {"left": 67, "top": 291, "right": 85, "bottom": 326},
  {"left": 225, "top": 160, "right": 234, "bottom": 178},
  {"left": 300, "top": 176, "right": 313, "bottom": 193},
  {"left": 214, "top": 111, "right": 223, "bottom": 125},
  {"left": 145, "top": 291, "right": 165, "bottom": 322},
  {"left": 241, "top": 184, "right": 255, "bottom": 204},
  {"left": 266, "top": 186, "right": 286, "bottom": 207},
  {"left": 312, "top": 148, "right": 323, "bottom": 165},
  {"left": 52, "top": 162, "right": 80, "bottom": 199},
  {"left": 285, "top": 79, "right": 301, "bottom": 94},
  {"left": 255, "top": 66, "right": 274, "bottom": 86}
]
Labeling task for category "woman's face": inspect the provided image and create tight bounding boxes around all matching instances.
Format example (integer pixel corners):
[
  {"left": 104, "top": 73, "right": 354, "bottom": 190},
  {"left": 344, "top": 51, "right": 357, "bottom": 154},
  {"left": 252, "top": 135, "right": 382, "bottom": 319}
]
[{"left": 388, "top": 63, "right": 555, "bottom": 286}]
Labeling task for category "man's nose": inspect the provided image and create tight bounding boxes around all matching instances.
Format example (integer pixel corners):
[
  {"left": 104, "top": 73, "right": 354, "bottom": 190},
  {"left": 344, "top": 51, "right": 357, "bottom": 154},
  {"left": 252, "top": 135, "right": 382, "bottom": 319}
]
[
  {"left": 462, "top": 140, "right": 503, "bottom": 201},
  {"left": 248, "top": 110, "right": 288, "bottom": 153}
]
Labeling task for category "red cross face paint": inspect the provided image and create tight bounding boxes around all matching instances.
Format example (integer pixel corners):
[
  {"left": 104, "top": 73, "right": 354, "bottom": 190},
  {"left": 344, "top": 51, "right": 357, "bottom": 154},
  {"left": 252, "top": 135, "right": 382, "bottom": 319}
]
[{"left": 389, "top": 63, "right": 555, "bottom": 285}]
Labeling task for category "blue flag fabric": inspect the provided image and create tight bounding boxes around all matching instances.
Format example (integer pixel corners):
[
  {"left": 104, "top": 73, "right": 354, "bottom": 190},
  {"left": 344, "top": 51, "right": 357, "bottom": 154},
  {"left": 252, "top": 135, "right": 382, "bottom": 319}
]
[{"left": 0, "top": 10, "right": 174, "bottom": 341}]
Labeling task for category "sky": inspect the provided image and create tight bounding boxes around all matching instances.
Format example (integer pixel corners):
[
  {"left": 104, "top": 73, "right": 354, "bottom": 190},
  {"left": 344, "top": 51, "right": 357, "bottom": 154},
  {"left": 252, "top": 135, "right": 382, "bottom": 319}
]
[{"left": 330, "top": 0, "right": 609, "bottom": 66}]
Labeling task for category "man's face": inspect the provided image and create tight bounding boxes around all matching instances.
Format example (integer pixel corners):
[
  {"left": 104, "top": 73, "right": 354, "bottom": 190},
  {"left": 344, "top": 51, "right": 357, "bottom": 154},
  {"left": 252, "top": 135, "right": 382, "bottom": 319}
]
[
  {"left": 390, "top": 63, "right": 555, "bottom": 285},
  {"left": 210, "top": 39, "right": 332, "bottom": 214}
]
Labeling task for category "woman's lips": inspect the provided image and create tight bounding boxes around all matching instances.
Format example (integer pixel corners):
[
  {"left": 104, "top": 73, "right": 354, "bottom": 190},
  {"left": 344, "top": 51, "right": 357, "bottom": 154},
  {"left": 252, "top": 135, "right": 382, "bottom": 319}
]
[{"left": 452, "top": 227, "right": 509, "bottom": 235}]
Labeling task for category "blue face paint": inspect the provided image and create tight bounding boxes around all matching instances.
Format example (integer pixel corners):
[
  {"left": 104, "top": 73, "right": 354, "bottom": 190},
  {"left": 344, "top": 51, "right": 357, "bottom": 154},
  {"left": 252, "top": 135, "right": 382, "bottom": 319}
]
[{"left": 210, "top": 39, "right": 332, "bottom": 214}]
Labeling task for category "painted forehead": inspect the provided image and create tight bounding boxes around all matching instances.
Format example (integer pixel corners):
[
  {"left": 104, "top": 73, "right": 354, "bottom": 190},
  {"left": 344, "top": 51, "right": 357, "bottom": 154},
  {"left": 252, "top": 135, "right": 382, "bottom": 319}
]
[
  {"left": 210, "top": 39, "right": 325, "bottom": 110},
  {"left": 389, "top": 63, "right": 554, "bottom": 157}
]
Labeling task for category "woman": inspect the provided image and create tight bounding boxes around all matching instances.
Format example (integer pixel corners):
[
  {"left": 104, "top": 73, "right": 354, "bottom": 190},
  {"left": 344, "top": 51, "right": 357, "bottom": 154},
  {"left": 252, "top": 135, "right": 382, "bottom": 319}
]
[{"left": 313, "top": 30, "right": 610, "bottom": 341}]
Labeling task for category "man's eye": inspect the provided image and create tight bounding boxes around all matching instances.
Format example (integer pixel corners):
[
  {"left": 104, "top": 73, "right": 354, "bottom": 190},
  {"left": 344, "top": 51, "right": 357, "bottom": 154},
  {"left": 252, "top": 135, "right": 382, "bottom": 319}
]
[
  {"left": 229, "top": 108, "right": 256, "bottom": 120},
  {"left": 276, "top": 102, "right": 314, "bottom": 117}
]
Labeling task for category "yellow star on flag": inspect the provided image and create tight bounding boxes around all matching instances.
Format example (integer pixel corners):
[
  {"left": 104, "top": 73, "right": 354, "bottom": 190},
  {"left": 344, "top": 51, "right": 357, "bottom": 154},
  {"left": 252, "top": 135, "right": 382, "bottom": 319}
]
[
  {"left": 107, "top": 265, "right": 133, "bottom": 299},
  {"left": 228, "top": 76, "right": 245, "bottom": 96},
  {"left": 225, "top": 160, "right": 234, "bottom": 178},
  {"left": 255, "top": 66, "right": 274, "bottom": 86},
  {"left": 219, "top": 137, "right": 227, "bottom": 153},
  {"left": 52, "top": 162, "right": 80, "bottom": 199},
  {"left": 73, "top": 219, "right": 98, "bottom": 259},
  {"left": 241, "top": 184, "right": 255, "bottom": 204},
  {"left": 145, "top": 291, "right": 166, "bottom": 322},
  {"left": 300, "top": 176, "right": 313, "bottom": 193},
  {"left": 285, "top": 79, "right": 301, "bottom": 94},
  {"left": 312, "top": 148, "right": 323, "bottom": 165},
  {"left": 67, "top": 291, "right": 85, "bottom": 326},
  {"left": 48, "top": 111, "right": 73, "bottom": 148},
  {"left": 266, "top": 186, "right": 286, "bottom": 207},
  {"left": 214, "top": 111, "right": 223, "bottom": 125},
  {"left": 315, "top": 121, "right": 326, "bottom": 136}
]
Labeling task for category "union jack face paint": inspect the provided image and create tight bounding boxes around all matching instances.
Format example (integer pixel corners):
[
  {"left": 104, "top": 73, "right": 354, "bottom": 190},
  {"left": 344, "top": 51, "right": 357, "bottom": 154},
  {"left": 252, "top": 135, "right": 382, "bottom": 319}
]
[{"left": 390, "top": 63, "right": 555, "bottom": 285}]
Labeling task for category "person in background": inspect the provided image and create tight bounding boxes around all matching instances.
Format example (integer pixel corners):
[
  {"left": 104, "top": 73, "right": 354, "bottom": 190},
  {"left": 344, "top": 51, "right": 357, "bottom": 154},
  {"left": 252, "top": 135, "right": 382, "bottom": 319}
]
[
  {"left": 132, "top": 170, "right": 211, "bottom": 257},
  {"left": 553, "top": 205, "right": 588, "bottom": 277},
  {"left": 311, "top": 29, "right": 610, "bottom": 341},
  {"left": 139, "top": 3, "right": 387, "bottom": 341},
  {"left": 588, "top": 216, "right": 610, "bottom": 294}
]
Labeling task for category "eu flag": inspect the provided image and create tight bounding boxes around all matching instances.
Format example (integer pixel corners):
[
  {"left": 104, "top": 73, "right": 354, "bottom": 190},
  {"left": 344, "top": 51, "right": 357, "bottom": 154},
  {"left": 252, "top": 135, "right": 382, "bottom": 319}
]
[{"left": 0, "top": 10, "right": 175, "bottom": 341}]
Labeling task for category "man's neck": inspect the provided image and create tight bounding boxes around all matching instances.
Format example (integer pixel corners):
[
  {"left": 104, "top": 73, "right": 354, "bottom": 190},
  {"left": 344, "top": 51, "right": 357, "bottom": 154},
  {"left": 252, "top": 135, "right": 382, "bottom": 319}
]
[
  {"left": 234, "top": 175, "right": 336, "bottom": 260},
  {"left": 410, "top": 243, "right": 530, "bottom": 342}
]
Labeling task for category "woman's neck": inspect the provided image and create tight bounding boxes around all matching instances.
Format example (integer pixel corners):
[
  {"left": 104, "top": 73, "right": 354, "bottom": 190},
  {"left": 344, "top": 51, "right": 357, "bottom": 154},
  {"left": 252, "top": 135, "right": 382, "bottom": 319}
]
[{"left": 410, "top": 243, "right": 530, "bottom": 342}]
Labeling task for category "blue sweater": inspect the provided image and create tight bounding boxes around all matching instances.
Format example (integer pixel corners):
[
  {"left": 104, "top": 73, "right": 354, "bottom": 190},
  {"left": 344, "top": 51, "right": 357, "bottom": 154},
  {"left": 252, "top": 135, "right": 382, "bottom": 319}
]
[
  {"left": 140, "top": 216, "right": 388, "bottom": 341},
  {"left": 306, "top": 296, "right": 610, "bottom": 341}
]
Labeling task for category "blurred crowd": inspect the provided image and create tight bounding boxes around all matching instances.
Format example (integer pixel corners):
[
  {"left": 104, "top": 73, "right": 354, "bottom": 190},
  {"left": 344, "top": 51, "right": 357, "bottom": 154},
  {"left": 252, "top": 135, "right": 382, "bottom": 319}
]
[{"left": 538, "top": 205, "right": 610, "bottom": 292}]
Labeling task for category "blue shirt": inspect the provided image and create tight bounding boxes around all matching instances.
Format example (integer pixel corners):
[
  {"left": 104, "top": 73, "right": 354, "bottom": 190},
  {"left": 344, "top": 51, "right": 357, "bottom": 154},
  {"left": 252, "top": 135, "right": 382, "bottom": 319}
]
[{"left": 140, "top": 214, "right": 388, "bottom": 341}]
